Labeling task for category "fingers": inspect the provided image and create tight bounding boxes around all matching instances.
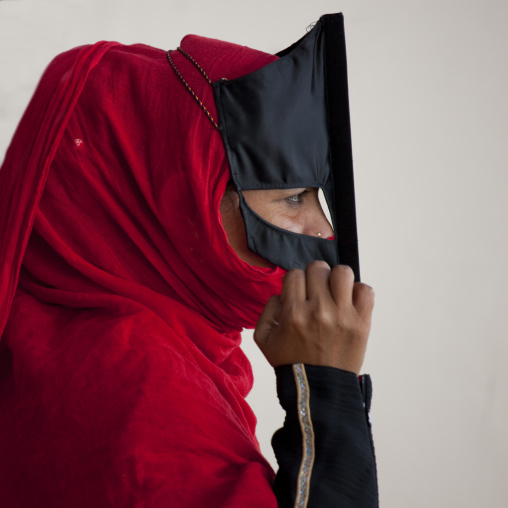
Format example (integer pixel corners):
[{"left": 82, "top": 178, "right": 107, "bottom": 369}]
[
  {"left": 353, "top": 283, "right": 375, "bottom": 318},
  {"left": 255, "top": 263, "right": 375, "bottom": 373},
  {"left": 329, "top": 264, "right": 355, "bottom": 306},
  {"left": 254, "top": 295, "right": 282, "bottom": 347},
  {"left": 281, "top": 269, "right": 306, "bottom": 304},
  {"left": 305, "top": 261, "right": 332, "bottom": 302}
]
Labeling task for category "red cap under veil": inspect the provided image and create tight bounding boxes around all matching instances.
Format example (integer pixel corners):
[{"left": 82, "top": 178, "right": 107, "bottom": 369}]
[{"left": 0, "top": 37, "right": 284, "bottom": 506}]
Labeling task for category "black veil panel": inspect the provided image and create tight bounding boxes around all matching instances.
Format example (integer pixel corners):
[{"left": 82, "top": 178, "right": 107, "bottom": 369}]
[{"left": 214, "top": 13, "right": 360, "bottom": 280}]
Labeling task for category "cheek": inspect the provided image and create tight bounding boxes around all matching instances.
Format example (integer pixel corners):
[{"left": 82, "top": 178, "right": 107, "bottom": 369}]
[{"left": 268, "top": 209, "right": 306, "bottom": 234}]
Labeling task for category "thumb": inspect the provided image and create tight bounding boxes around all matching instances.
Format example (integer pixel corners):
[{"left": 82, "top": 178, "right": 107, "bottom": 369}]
[{"left": 254, "top": 295, "right": 282, "bottom": 349}]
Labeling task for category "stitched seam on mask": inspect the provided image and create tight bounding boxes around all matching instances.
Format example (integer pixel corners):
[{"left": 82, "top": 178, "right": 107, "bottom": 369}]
[{"left": 293, "top": 363, "right": 315, "bottom": 508}]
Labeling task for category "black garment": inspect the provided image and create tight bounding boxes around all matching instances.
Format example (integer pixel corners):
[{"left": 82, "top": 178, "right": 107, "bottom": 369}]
[{"left": 273, "top": 365, "right": 378, "bottom": 507}]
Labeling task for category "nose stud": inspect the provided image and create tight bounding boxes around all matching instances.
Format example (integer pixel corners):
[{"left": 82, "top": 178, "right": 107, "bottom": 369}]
[{"left": 316, "top": 232, "right": 322, "bottom": 237}]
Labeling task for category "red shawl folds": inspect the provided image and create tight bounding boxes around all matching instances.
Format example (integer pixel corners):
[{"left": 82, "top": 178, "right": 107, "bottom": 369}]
[{"left": 0, "top": 37, "right": 286, "bottom": 506}]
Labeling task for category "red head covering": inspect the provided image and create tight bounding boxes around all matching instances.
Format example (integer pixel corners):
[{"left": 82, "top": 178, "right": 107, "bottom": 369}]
[{"left": 0, "top": 37, "right": 284, "bottom": 506}]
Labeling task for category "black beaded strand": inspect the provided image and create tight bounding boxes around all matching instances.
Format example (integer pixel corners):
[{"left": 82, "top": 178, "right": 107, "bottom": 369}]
[{"left": 166, "top": 48, "right": 219, "bottom": 130}]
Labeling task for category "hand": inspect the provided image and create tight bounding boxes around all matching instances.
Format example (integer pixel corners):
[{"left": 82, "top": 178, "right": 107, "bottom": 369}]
[{"left": 254, "top": 262, "right": 374, "bottom": 374}]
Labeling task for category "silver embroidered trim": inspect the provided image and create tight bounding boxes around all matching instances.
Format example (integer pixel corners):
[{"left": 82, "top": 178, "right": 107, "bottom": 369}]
[{"left": 293, "top": 363, "right": 315, "bottom": 508}]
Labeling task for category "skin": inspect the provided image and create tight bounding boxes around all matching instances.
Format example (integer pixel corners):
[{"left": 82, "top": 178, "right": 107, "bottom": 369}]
[
  {"left": 243, "top": 188, "right": 334, "bottom": 240},
  {"left": 220, "top": 186, "right": 374, "bottom": 375},
  {"left": 220, "top": 187, "right": 334, "bottom": 268}
]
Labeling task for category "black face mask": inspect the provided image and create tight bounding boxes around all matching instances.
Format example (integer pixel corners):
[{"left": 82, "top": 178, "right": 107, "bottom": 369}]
[{"left": 213, "top": 13, "right": 360, "bottom": 280}]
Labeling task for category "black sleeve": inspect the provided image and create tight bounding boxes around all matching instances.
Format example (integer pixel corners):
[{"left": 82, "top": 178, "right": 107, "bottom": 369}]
[{"left": 272, "top": 364, "right": 378, "bottom": 507}]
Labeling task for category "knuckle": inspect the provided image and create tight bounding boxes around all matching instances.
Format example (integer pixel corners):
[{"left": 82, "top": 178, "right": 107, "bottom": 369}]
[
  {"left": 284, "top": 268, "right": 304, "bottom": 282},
  {"left": 336, "top": 315, "right": 352, "bottom": 334},
  {"left": 334, "top": 310, "right": 364, "bottom": 335},
  {"left": 285, "top": 303, "right": 305, "bottom": 327},
  {"left": 268, "top": 294, "right": 282, "bottom": 305},
  {"left": 307, "top": 260, "right": 331, "bottom": 273},
  {"left": 356, "top": 284, "right": 376, "bottom": 306},
  {"left": 357, "top": 282, "right": 375, "bottom": 294},
  {"left": 333, "top": 264, "right": 354, "bottom": 278},
  {"left": 310, "top": 302, "right": 336, "bottom": 328}
]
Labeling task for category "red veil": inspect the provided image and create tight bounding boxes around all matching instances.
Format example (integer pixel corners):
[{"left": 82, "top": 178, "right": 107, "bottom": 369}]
[{"left": 0, "top": 37, "right": 285, "bottom": 506}]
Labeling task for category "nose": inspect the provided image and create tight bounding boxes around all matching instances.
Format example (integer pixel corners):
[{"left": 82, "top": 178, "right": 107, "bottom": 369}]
[
  {"left": 312, "top": 214, "right": 334, "bottom": 239},
  {"left": 303, "top": 200, "right": 334, "bottom": 239}
]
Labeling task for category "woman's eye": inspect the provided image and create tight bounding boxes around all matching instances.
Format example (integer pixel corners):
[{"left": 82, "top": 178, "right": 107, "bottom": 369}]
[{"left": 285, "top": 191, "right": 307, "bottom": 205}]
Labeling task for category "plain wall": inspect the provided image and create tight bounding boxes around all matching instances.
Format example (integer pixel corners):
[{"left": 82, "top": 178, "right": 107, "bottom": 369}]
[{"left": 1, "top": 0, "right": 507, "bottom": 506}]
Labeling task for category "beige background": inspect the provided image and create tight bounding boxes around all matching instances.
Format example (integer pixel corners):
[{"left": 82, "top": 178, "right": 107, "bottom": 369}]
[{"left": 1, "top": 0, "right": 507, "bottom": 506}]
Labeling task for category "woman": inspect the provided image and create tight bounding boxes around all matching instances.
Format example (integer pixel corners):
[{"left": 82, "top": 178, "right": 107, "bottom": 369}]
[{"left": 0, "top": 14, "right": 377, "bottom": 507}]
